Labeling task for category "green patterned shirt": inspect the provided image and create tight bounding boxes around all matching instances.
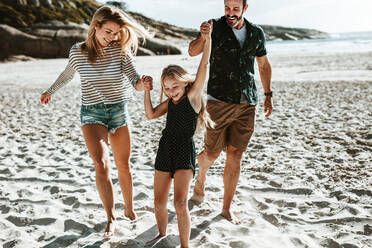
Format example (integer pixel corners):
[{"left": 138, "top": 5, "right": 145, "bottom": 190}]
[{"left": 207, "top": 16, "right": 267, "bottom": 104}]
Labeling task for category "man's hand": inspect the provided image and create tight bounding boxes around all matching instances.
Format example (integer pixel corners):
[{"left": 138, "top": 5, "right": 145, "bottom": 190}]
[
  {"left": 264, "top": 96, "right": 273, "bottom": 118},
  {"left": 200, "top": 20, "right": 213, "bottom": 40}
]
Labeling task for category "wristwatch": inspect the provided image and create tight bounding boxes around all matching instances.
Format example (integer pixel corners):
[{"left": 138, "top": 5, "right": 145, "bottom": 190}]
[{"left": 264, "top": 91, "right": 272, "bottom": 97}]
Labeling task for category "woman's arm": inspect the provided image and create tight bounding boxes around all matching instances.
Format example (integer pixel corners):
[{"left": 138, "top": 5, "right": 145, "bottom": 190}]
[
  {"left": 122, "top": 54, "right": 142, "bottom": 91},
  {"left": 41, "top": 61, "right": 76, "bottom": 104}
]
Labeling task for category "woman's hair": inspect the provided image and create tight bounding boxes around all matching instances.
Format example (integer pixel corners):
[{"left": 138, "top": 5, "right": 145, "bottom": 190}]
[
  {"left": 160, "top": 65, "right": 214, "bottom": 131},
  {"left": 81, "top": 5, "right": 147, "bottom": 63}
]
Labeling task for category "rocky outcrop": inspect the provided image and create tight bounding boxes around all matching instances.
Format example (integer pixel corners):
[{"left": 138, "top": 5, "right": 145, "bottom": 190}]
[
  {"left": 0, "top": 0, "right": 184, "bottom": 59},
  {"left": 262, "top": 25, "right": 328, "bottom": 41},
  {"left": 0, "top": 22, "right": 181, "bottom": 59},
  {"left": 0, "top": 0, "right": 329, "bottom": 60},
  {"left": 0, "top": 24, "right": 55, "bottom": 59}
]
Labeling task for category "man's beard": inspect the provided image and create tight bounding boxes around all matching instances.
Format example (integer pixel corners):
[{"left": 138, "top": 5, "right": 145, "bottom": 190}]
[{"left": 226, "top": 13, "right": 244, "bottom": 28}]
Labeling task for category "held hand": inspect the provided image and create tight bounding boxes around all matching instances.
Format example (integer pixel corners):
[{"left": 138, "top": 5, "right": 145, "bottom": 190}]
[
  {"left": 200, "top": 20, "right": 213, "bottom": 39},
  {"left": 40, "top": 92, "right": 51, "bottom": 104},
  {"left": 264, "top": 96, "right": 273, "bottom": 118},
  {"left": 143, "top": 75, "right": 153, "bottom": 91}
]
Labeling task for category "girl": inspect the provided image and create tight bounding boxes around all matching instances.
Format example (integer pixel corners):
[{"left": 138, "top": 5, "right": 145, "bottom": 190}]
[
  {"left": 143, "top": 21, "right": 212, "bottom": 248},
  {"left": 40, "top": 6, "right": 150, "bottom": 238}
]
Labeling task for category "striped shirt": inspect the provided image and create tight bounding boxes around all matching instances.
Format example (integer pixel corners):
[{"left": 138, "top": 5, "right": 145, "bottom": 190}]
[{"left": 46, "top": 43, "right": 140, "bottom": 105}]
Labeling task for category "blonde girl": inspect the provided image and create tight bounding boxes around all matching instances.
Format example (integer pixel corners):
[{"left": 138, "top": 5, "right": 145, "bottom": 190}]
[
  {"left": 143, "top": 21, "right": 212, "bottom": 248},
  {"left": 40, "top": 6, "right": 150, "bottom": 238}
]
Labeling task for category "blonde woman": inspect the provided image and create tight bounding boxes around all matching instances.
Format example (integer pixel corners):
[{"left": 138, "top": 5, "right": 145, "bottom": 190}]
[{"left": 40, "top": 6, "right": 150, "bottom": 238}]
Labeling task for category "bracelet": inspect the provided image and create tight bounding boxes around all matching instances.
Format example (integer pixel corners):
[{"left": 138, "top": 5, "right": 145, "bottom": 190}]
[{"left": 264, "top": 91, "right": 272, "bottom": 97}]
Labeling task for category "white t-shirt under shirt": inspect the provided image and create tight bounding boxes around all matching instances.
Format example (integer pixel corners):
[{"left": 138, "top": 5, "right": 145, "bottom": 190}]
[{"left": 207, "top": 24, "right": 250, "bottom": 104}]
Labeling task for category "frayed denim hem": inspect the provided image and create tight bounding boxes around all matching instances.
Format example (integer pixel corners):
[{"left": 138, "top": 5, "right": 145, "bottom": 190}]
[
  {"left": 81, "top": 122, "right": 108, "bottom": 129},
  {"left": 109, "top": 123, "right": 129, "bottom": 134}
]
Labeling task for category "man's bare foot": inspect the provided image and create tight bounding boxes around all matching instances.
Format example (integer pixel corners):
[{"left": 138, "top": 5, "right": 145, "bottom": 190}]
[
  {"left": 221, "top": 209, "right": 241, "bottom": 225},
  {"left": 124, "top": 209, "right": 137, "bottom": 220},
  {"left": 145, "top": 234, "right": 166, "bottom": 245},
  {"left": 103, "top": 220, "right": 118, "bottom": 238},
  {"left": 190, "top": 177, "right": 205, "bottom": 203}
]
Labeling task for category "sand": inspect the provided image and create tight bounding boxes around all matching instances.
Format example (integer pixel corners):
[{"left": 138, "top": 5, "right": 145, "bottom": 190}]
[{"left": 0, "top": 50, "right": 371, "bottom": 248}]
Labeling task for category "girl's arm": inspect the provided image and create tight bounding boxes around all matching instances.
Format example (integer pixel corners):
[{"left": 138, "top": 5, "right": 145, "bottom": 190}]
[
  {"left": 187, "top": 21, "right": 212, "bottom": 112},
  {"left": 144, "top": 78, "right": 169, "bottom": 119}
]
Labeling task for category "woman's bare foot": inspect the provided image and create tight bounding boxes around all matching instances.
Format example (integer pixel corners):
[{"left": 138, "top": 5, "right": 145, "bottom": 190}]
[
  {"left": 103, "top": 219, "right": 118, "bottom": 239},
  {"left": 220, "top": 209, "right": 241, "bottom": 225},
  {"left": 124, "top": 209, "right": 137, "bottom": 220}
]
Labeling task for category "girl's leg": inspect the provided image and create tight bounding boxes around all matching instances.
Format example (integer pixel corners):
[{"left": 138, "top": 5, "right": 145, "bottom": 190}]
[
  {"left": 173, "top": 169, "right": 193, "bottom": 248},
  {"left": 154, "top": 170, "right": 172, "bottom": 236},
  {"left": 81, "top": 124, "right": 116, "bottom": 237},
  {"left": 109, "top": 125, "right": 135, "bottom": 220}
]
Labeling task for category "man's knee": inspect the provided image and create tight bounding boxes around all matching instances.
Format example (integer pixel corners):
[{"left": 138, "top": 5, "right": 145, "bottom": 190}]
[{"left": 226, "top": 146, "right": 244, "bottom": 162}]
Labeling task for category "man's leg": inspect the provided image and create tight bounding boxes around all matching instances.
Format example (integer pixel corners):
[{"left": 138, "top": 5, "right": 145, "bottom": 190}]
[
  {"left": 221, "top": 104, "right": 255, "bottom": 223},
  {"left": 221, "top": 145, "right": 243, "bottom": 224},
  {"left": 190, "top": 150, "right": 220, "bottom": 202}
]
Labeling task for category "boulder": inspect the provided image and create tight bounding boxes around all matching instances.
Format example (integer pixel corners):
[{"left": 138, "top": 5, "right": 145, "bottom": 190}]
[
  {"left": 136, "top": 47, "right": 156, "bottom": 56},
  {"left": 142, "top": 37, "right": 181, "bottom": 55},
  {"left": 16, "top": 0, "right": 28, "bottom": 5},
  {"left": 29, "top": 0, "right": 40, "bottom": 7},
  {"left": 40, "top": 0, "right": 53, "bottom": 8},
  {"left": 0, "top": 24, "right": 55, "bottom": 59}
]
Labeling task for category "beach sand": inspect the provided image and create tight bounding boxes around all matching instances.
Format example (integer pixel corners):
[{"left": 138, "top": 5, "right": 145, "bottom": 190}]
[{"left": 0, "top": 50, "right": 371, "bottom": 247}]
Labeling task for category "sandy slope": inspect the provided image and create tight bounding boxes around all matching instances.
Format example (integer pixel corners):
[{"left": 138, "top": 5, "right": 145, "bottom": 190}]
[{"left": 0, "top": 51, "right": 371, "bottom": 248}]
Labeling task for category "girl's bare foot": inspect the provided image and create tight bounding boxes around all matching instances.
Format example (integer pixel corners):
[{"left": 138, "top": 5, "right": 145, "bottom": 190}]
[
  {"left": 145, "top": 234, "right": 166, "bottom": 245},
  {"left": 220, "top": 209, "right": 241, "bottom": 225},
  {"left": 124, "top": 209, "right": 137, "bottom": 220},
  {"left": 103, "top": 219, "right": 118, "bottom": 238},
  {"left": 190, "top": 177, "right": 205, "bottom": 203}
]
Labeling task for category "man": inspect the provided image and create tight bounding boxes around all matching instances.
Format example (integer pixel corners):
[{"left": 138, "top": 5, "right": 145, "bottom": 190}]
[{"left": 188, "top": 0, "right": 272, "bottom": 224}]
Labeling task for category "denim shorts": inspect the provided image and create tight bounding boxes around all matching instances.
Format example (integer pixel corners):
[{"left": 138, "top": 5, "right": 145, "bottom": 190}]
[{"left": 80, "top": 102, "right": 131, "bottom": 133}]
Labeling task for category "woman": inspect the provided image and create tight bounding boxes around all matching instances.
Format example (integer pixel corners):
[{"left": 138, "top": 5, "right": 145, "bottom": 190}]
[{"left": 40, "top": 5, "right": 150, "bottom": 238}]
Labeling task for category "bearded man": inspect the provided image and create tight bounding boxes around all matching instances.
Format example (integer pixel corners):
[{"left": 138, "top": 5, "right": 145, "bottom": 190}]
[{"left": 188, "top": 0, "right": 273, "bottom": 224}]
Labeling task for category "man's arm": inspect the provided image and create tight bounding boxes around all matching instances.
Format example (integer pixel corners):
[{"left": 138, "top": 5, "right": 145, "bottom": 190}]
[
  {"left": 256, "top": 55, "right": 273, "bottom": 117},
  {"left": 188, "top": 36, "right": 206, "bottom": 57},
  {"left": 256, "top": 55, "right": 272, "bottom": 92},
  {"left": 188, "top": 20, "right": 213, "bottom": 57}
]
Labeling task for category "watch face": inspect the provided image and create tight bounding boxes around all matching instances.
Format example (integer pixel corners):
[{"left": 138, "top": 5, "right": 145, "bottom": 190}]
[{"left": 265, "top": 92, "right": 272, "bottom": 97}]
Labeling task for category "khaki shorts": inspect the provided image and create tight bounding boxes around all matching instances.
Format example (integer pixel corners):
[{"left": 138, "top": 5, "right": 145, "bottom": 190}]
[{"left": 205, "top": 100, "right": 255, "bottom": 153}]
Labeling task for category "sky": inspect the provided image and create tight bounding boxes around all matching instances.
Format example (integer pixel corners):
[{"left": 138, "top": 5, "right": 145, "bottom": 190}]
[{"left": 99, "top": 0, "right": 372, "bottom": 33}]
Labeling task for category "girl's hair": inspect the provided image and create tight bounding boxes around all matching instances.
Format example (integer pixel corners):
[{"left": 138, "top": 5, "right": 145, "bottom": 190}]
[
  {"left": 160, "top": 65, "right": 214, "bottom": 131},
  {"left": 81, "top": 5, "right": 147, "bottom": 63}
]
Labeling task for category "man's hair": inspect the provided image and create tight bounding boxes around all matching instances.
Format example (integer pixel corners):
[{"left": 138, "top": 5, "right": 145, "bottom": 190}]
[{"left": 225, "top": 0, "right": 247, "bottom": 7}]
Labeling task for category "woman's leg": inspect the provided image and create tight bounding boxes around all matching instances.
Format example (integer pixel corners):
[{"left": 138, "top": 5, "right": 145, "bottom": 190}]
[
  {"left": 81, "top": 124, "right": 116, "bottom": 237},
  {"left": 154, "top": 170, "right": 172, "bottom": 236},
  {"left": 109, "top": 125, "right": 136, "bottom": 220},
  {"left": 173, "top": 169, "right": 193, "bottom": 248}
]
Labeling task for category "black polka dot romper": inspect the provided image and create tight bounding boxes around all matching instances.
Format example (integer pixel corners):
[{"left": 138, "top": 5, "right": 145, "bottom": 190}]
[{"left": 154, "top": 96, "right": 198, "bottom": 178}]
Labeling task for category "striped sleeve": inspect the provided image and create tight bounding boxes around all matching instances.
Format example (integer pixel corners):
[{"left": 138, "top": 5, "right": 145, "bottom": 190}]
[
  {"left": 45, "top": 48, "right": 76, "bottom": 95},
  {"left": 122, "top": 53, "right": 140, "bottom": 88}
]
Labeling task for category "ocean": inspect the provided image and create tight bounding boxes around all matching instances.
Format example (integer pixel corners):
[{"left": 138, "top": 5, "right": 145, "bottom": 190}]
[{"left": 267, "top": 31, "right": 372, "bottom": 54}]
